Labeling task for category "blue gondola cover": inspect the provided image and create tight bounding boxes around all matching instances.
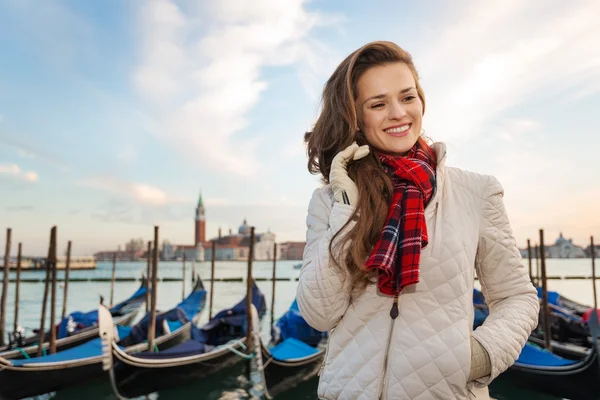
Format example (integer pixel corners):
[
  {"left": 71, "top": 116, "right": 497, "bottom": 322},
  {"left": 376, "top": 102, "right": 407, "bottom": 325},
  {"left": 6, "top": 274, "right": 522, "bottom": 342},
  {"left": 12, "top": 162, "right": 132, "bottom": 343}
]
[{"left": 274, "top": 299, "right": 324, "bottom": 347}]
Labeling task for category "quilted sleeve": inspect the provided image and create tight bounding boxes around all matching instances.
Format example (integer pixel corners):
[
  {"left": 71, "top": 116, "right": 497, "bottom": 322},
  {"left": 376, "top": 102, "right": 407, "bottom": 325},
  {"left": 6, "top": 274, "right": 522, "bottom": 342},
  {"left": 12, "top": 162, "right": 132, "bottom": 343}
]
[
  {"left": 296, "top": 187, "right": 355, "bottom": 332},
  {"left": 471, "top": 176, "right": 539, "bottom": 386}
]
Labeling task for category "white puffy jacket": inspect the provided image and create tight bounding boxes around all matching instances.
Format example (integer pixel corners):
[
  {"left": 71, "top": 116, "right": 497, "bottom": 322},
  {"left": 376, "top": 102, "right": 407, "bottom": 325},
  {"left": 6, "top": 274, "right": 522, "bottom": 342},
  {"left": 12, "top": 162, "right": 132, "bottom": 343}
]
[{"left": 296, "top": 142, "right": 539, "bottom": 400}]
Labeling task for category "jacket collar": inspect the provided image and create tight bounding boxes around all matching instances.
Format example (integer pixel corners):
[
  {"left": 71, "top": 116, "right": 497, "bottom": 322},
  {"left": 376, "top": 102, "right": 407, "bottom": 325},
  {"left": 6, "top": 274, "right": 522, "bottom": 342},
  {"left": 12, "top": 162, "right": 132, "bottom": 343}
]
[
  {"left": 428, "top": 142, "right": 447, "bottom": 208},
  {"left": 432, "top": 141, "right": 447, "bottom": 168}
]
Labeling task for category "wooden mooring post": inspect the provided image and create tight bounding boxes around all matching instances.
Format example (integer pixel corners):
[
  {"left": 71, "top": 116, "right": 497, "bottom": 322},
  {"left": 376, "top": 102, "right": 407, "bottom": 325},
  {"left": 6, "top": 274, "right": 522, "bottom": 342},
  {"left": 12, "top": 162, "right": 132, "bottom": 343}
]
[
  {"left": 0, "top": 228, "right": 12, "bottom": 347},
  {"left": 209, "top": 240, "right": 216, "bottom": 320},
  {"left": 246, "top": 227, "right": 255, "bottom": 355},
  {"left": 37, "top": 228, "right": 53, "bottom": 357},
  {"left": 192, "top": 244, "right": 197, "bottom": 284},
  {"left": 539, "top": 229, "right": 552, "bottom": 352},
  {"left": 146, "top": 241, "right": 151, "bottom": 313},
  {"left": 591, "top": 236, "right": 597, "bottom": 312},
  {"left": 244, "top": 227, "right": 255, "bottom": 383},
  {"left": 49, "top": 227, "right": 58, "bottom": 354},
  {"left": 527, "top": 239, "right": 533, "bottom": 283},
  {"left": 535, "top": 244, "right": 540, "bottom": 286},
  {"left": 13, "top": 243, "right": 22, "bottom": 334},
  {"left": 181, "top": 254, "right": 186, "bottom": 300},
  {"left": 110, "top": 252, "right": 117, "bottom": 307},
  {"left": 271, "top": 243, "right": 277, "bottom": 328},
  {"left": 148, "top": 226, "right": 159, "bottom": 352},
  {"left": 61, "top": 241, "right": 72, "bottom": 320}
]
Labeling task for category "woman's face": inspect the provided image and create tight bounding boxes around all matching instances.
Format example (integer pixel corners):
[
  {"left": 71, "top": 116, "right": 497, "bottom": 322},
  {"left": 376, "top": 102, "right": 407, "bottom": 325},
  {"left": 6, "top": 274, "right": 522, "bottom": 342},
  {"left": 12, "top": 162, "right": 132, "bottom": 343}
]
[{"left": 355, "top": 62, "right": 423, "bottom": 156}]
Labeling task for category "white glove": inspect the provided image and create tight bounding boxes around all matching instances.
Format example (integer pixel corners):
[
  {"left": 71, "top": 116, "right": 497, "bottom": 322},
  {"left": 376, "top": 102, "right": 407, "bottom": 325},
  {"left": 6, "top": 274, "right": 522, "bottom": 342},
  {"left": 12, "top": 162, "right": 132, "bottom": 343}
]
[
  {"left": 469, "top": 336, "right": 491, "bottom": 381},
  {"left": 329, "top": 142, "right": 370, "bottom": 205}
]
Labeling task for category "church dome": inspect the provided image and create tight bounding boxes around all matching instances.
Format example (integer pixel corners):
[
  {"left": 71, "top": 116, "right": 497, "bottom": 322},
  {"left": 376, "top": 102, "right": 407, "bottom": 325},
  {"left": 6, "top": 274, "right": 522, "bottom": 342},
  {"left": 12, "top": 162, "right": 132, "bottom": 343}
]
[{"left": 239, "top": 218, "right": 250, "bottom": 235}]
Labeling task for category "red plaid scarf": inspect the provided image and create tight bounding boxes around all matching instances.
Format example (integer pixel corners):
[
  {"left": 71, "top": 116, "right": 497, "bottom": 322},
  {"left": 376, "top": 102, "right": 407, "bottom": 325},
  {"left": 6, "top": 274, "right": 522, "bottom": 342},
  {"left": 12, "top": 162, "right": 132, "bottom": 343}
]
[{"left": 364, "top": 140, "right": 437, "bottom": 296}]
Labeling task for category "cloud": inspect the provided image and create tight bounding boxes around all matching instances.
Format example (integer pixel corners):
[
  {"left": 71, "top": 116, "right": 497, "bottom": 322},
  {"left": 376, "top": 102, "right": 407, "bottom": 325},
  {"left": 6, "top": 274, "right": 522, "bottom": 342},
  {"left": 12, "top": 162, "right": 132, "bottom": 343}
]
[
  {"left": 132, "top": 183, "right": 168, "bottom": 206},
  {"left": 418, "top": 0, "right": 600, "bottom": 143},
  {"left": 0, "top": 163, "right": 38, "bottom": 182},
  {"left": 134, "top": 0, "right": 335, "bottom": 177},
  {"left": 81, "top": 176, "right": 180, "bottom": 206}
]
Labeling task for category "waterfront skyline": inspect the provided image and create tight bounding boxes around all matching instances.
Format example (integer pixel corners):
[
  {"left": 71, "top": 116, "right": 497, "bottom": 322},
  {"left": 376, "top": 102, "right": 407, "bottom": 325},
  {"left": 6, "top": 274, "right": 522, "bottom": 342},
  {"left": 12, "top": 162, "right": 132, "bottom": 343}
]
[{"left": 1, "top": 1, "right": 599, "bottom": 256}]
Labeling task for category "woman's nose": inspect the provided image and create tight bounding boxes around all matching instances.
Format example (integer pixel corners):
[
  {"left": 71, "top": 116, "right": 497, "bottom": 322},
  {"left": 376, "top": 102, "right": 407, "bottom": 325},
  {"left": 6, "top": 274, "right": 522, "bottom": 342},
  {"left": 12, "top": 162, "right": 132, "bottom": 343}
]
[{"left": 389, "top": 100, "right": 406, "bottom": 120}]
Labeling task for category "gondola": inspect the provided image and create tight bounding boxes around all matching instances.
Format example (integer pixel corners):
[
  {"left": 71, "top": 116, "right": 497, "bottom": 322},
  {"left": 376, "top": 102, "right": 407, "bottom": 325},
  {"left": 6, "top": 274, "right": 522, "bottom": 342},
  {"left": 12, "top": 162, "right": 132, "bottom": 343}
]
[
  {"left": 0, "top": 279, "right": 148, "bottom": 360},
  {"left": 474, "top": 288, "right": 593, "bottom": 347},
  {"left": 0, "top": 277, "right": 206, "bottom": 400},
  {"left": 534, "top": 287, "right": 593, "bottom": 345},
  {"left": 100, "top": 280, "right": 267, "bottom": 399},
  {"left": 256, "top": 299, "right": 327, "bottom": 398},
  {"left": 500, "top": 309, "right": 600, "bottom": 400}
]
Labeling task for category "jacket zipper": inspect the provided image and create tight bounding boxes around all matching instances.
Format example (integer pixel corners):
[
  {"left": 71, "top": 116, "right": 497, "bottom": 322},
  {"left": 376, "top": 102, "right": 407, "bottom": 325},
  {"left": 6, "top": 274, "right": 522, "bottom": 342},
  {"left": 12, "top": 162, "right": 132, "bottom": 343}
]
[
  {"left": 318, "top": 327, "right": 334, "bottom": 376},
  {"left": 379, "top": 294, "right": 399, "bottom": 400}
]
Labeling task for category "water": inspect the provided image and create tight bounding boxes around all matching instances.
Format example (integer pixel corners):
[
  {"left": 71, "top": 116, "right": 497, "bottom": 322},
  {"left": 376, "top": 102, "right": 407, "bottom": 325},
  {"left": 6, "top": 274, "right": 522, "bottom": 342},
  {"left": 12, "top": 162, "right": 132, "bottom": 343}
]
[{"left": 1, "top": 258, "right": 597, "bottom": 399}]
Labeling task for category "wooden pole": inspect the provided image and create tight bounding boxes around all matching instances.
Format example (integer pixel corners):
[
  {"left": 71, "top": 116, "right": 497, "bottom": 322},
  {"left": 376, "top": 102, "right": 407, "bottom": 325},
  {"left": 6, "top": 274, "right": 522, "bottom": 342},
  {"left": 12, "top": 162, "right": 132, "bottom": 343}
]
[
  {"left": 148, "top": 226, "right": 159, "bottom": 352},
  {"left": 146, "top": 241, "right": 151, "bottom": 313},
  {"left": 0, "top": 228, "right": 11, "bottom": 347},
  {"left": 246, "top": 227, "right": 255, "bottom": 354},
  {"left": 13, "top": 243, "right": 22, "bottom": 334},
  {"left": 209, "top": 240, "right": 216, "bottom": 320},
  {"left": 110, "top": 252, "right": 117, "bottom": 307},
  {"left": 182, "top": 253, "right": 186, "bottom": 300},
  {"left": 535, "top": 244, "right": 540, "bottom": 286},
  {"left": 591, "top": 236, "right": 597, "bottom": 312},
  {"left": 191, "top": 244, "right": 196, "bottom": 284},
  {"left": 539, "top": 229, "right": 551, "bottom": 351},
  {"left": 49, "top": 226, "right": 58, "bottom": 354},
  {"left": 527, "top": 239, "right": 533, "bottom": 284},
  {"left": 270, "top": 243, "right": 277, "bottom": 328},
  {"left": 61, "top": 241, "right": 72, "bottom": 320},
  {"left": 37, "top": 234, "right": 52, "bottom": 357}
]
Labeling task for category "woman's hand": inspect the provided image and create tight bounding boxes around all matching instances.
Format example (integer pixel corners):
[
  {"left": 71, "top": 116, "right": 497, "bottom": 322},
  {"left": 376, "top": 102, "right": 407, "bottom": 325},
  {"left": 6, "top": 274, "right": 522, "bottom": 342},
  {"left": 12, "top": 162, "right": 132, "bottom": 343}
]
[
  {"left": 469, "top": 336, "right": 491, "bottom": 381},
  {"left": 329, "top": 142, "right": 370, "bottom": 205}
]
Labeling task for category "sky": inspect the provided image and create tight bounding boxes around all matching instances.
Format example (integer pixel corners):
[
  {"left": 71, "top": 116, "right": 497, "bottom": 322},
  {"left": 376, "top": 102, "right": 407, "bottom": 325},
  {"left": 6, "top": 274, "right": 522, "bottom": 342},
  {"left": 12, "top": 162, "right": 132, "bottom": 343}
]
[{"left": 0, "top": 0, "right": 599, "bottom": 256}]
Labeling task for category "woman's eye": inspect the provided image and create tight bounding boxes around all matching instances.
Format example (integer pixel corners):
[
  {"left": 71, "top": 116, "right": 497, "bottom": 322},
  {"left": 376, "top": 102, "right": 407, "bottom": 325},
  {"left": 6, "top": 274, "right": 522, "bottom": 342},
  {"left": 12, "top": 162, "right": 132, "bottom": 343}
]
[
  {"left": 403, "top": 95, "right": 416, "bottom": 102},
  {"left": 371, "top": 103, "right": 384, "bottom": 109}
]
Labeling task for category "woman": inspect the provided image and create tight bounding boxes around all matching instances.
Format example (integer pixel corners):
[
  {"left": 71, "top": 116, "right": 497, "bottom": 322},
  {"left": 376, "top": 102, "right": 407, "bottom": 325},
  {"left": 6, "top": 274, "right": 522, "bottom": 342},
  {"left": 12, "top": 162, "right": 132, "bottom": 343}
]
[{"left": 296, "top": 41, "right": 539, "bottom": 400}]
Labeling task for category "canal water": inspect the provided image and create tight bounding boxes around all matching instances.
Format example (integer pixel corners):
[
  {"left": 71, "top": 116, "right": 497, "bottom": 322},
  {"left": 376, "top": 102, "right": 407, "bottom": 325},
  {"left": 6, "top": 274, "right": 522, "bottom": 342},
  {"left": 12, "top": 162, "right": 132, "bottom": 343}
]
[{"left": 1, "top": 258, "right": 596, "bottom": 399}]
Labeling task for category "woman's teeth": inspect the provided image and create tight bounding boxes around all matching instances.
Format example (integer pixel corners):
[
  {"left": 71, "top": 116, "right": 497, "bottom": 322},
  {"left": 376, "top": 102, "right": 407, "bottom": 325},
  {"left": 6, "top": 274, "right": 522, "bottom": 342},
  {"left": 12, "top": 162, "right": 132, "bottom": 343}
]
[{"left": 385, "top": 125, "right": 410, "bottom": 133}]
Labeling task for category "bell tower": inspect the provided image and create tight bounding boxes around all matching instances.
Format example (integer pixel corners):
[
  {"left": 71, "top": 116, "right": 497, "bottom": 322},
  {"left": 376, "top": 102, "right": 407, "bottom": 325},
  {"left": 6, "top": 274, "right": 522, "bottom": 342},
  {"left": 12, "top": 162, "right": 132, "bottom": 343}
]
[{"left": 195, "top": 191, "right": 206, "bottom": 245}]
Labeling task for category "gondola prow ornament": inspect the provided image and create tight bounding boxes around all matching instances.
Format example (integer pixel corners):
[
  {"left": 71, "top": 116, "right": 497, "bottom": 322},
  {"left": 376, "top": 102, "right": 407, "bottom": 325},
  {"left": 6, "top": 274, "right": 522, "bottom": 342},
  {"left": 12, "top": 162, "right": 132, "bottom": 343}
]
[{"left": 98, "top": 303, "right": 114, "bottom": 372}]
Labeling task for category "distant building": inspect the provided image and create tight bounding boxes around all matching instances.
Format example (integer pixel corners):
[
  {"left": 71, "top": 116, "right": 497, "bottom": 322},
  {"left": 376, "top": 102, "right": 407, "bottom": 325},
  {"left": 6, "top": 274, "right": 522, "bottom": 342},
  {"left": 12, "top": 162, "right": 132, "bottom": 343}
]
[
  {"left": 546, "top": 233, "right": 586, "bottom": 258},
  {"left": 520, "top": 233, "right": 586, "bottom": 259},
  {"left": 203, "top": 219, "right": 277, "bottom": 261},
  {"left": 125, "top": 238, "right": 145, "bottom": 252},
  {"left": 279, "top": 241, "right": 306, "bottom": 260},
  {"left": 93, "top": 191, "right": 300, "bottom": 263},
  {"left": 94, "top": 250, "right": 144, "bottom": 261}
]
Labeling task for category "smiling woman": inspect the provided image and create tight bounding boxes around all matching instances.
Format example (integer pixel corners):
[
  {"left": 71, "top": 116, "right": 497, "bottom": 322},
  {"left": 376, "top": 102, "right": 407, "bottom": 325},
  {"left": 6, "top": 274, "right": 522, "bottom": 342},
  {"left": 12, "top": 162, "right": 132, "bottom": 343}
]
[{"left": 297, "top": 41, "right": 539, "bottom": 400}]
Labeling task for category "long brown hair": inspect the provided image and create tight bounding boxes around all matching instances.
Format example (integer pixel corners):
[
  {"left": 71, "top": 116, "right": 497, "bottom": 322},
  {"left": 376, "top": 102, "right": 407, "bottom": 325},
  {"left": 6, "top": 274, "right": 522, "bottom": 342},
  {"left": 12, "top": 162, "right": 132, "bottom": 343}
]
[{"left": 304, "top": 41, "right": 426, "bottom": 293}]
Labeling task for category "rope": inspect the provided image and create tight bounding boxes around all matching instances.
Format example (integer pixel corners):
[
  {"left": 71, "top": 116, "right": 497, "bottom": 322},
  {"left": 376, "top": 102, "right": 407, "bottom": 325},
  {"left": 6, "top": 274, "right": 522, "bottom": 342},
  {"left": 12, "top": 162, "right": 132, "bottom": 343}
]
[
  {"left": 223, "top": 339, "right": 254, "bottom": 360},
  {"left": 15, "top": 348, "right": 31, "bottom": 359},
  {"left": 226, "top": 346, "right": 254, "bottom": 360}
]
